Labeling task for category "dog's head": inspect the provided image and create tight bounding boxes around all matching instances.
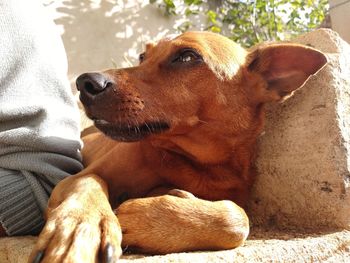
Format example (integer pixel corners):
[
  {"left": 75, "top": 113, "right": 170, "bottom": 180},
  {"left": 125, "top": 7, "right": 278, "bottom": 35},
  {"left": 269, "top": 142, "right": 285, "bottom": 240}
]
[{"left": 77, "top": 31, "right": 327, "bottom": 144}]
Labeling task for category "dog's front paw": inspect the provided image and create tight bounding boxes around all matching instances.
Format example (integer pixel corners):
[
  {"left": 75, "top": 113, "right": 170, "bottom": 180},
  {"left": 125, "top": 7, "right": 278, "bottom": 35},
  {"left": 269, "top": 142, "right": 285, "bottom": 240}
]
[
  {"left": 116, "top": 195, "right": 249, "bottom": 254},
  {"left": 28, "top": 199, "right": 122, "bottom": 263}
]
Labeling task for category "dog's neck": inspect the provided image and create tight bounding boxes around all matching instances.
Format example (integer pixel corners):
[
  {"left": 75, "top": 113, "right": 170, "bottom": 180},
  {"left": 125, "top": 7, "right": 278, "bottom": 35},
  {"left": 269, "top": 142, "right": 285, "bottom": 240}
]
[
  {"left": 150, "top": 130, "right": 233, "bottom": 164},
  {"left": 140, "top": 112, "right": 265, "bottom": 205},
  {"left": 152, "top": 100, "right": 265, "bottom": 161}
]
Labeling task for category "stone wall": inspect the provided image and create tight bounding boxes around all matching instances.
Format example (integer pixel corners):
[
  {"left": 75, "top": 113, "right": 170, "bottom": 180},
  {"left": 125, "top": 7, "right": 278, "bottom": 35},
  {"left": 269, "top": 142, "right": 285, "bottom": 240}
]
[{"left": 249, "top": 29, "right": 350, "bottom": 230}]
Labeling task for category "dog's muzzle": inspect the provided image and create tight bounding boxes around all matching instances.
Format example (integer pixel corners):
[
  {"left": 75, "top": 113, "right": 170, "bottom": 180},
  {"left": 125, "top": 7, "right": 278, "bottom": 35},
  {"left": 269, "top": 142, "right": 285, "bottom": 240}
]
[{"left": 76, "top": 72, "right": 170, "bottom": 142}]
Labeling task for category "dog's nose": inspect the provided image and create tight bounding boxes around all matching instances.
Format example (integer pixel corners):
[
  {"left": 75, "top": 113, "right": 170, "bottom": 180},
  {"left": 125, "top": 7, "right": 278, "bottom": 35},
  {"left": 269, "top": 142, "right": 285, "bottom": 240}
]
[{"left": 76, "top": 73, "right": 113, "bottom": 96}]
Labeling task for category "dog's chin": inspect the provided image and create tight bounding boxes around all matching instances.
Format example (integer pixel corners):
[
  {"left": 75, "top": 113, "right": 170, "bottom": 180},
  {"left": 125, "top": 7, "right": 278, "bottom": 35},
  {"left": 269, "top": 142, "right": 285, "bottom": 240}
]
[{"left": 94, "top": 119, "right": 170, "bottom": 142}]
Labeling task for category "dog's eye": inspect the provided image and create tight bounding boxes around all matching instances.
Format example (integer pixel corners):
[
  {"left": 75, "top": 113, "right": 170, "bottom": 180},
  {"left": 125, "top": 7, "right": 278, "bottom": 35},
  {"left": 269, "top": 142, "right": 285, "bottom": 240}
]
[
  {"left": 173, "top": 49, "right": 202, "bottom": 64},
  {"left": 139, "top": 53, "right": 146, "bottom": 64}
]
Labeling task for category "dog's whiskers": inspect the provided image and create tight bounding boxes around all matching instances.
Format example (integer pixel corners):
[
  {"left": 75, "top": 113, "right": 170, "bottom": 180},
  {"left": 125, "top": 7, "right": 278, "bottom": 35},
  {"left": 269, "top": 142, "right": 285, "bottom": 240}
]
[
  {"left": 198, "top": 119, "right": 208, "bottom": 124},
  {"left": 144, "top": 122, "right": 152, "bottom": 133}
]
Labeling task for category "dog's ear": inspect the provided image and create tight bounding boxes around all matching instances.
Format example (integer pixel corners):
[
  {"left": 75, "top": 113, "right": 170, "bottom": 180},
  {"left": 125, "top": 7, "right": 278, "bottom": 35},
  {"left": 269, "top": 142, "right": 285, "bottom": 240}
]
[{"left": 247, "top": 44, "right": 327, "bottom": 101}]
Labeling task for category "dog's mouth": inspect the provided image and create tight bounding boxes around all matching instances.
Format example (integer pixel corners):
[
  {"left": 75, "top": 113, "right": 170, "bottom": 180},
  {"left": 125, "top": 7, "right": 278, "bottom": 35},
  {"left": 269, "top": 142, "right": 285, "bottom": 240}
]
[{"left": 94, "top": 119, "right": 170, "bottom": 142}]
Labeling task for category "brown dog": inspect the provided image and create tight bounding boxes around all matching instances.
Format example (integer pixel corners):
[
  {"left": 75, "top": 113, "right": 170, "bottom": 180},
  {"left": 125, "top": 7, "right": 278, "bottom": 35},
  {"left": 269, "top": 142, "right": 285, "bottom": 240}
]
[{"left": 29, "top": 31, "right": 326, "bottom": 262}]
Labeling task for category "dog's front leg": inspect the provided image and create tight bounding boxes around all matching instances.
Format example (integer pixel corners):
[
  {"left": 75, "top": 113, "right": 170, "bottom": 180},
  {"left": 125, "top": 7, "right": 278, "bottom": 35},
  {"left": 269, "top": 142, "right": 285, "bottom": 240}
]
[
  {"left": 29, "top": 173, "right": 122, "bottom": 263},
  {"left": 116, "top": 191, "right": 249, "bottom": 254}
]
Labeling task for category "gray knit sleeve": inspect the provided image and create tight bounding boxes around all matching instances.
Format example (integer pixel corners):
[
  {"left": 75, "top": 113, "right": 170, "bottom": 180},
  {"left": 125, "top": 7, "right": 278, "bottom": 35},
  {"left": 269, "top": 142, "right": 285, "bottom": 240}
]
[{"left": 0, "top": 0, "right": 83, "bottom": 235}]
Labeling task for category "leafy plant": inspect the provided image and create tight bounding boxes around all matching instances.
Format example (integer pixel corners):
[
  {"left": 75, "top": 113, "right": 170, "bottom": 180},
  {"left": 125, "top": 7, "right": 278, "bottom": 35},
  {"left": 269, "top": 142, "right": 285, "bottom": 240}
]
[{"left": 150, "top": 0, "right": 329, "bottom": 47}]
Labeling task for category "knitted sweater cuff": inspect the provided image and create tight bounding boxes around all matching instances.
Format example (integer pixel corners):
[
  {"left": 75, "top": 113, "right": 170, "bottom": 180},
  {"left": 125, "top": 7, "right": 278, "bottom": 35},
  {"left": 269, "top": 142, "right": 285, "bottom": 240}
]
[{"left": 0, "top": 169, "right": 45, "bottom": 236}]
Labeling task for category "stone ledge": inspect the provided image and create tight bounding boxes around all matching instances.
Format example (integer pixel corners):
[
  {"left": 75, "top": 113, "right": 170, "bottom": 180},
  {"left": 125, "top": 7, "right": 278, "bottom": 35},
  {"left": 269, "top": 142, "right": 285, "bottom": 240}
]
[{"left": 1, "top": 229, "right": 349, "bottom": 262}]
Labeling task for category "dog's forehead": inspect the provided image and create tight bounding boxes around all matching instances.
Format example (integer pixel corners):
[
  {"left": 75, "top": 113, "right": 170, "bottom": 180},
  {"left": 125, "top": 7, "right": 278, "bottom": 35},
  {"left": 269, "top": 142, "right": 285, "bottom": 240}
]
[
  {"left": 144, "top": 32, "right": 247, "bottom": 80},
  {"left": 174, "top": 31, "right": 248, "bottom": 79},
  {"left": 144, "top": 34, "right": 179, "bottom": 51},
  {"left": 174, "top": 31, "right": 245, "bottom": 55}
]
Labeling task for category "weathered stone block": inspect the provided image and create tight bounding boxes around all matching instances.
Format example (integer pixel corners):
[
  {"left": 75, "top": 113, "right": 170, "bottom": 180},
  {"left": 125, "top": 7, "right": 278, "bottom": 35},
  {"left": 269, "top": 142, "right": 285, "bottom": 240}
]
[
  {"left": 249, "top": 29, "right": 350, "bottom": 230},
  {"left": 1, "top": 230, "right": 350, "bottom": 263}
]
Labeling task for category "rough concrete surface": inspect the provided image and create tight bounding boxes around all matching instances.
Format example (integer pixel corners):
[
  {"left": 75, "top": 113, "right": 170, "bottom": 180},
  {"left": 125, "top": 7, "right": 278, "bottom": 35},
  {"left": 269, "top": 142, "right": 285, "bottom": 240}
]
[
  {"left": 1, "top": 29, "right": 350, "bottom": 262},
  {"left": 1, "top": 229, "right": 349, "bottom": 263},
  {"left": 249, "top": 29, "right": 350, "bottom": 230}
]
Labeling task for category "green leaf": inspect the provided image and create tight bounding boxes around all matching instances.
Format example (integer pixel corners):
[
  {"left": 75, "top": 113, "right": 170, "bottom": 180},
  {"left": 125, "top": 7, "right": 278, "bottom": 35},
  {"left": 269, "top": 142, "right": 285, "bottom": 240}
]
[
  {"left": 163, "top": 0, "right": 175, "bottom": 8},
  {"left": 185, "top": 0, "right": 202, "bottom": 5},
  {"left": 210, "top": 26, "right": 221, "bottom": 33},
  {"left": 177, "top": 21, "right": 193, "bottom": 32},
  {"left": 185, "top": 8, "right": 199, "bottom": 16}
]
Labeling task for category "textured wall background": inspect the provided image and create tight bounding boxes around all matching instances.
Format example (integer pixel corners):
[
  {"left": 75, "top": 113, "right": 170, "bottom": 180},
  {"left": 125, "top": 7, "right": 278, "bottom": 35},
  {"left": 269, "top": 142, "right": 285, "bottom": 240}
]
[
  {"left": 42, "top": 0, "right": 207, "bottom": 88},
  {"left": 329, "top": 0, "right": 350, "bottom": 43}
]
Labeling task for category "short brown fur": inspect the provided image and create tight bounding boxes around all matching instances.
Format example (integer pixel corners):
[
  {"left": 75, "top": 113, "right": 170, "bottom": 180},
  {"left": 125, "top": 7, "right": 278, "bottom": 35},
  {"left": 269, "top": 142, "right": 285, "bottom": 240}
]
[{"left": 28, "top": 31, "right": 327, "bottom": 262}]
